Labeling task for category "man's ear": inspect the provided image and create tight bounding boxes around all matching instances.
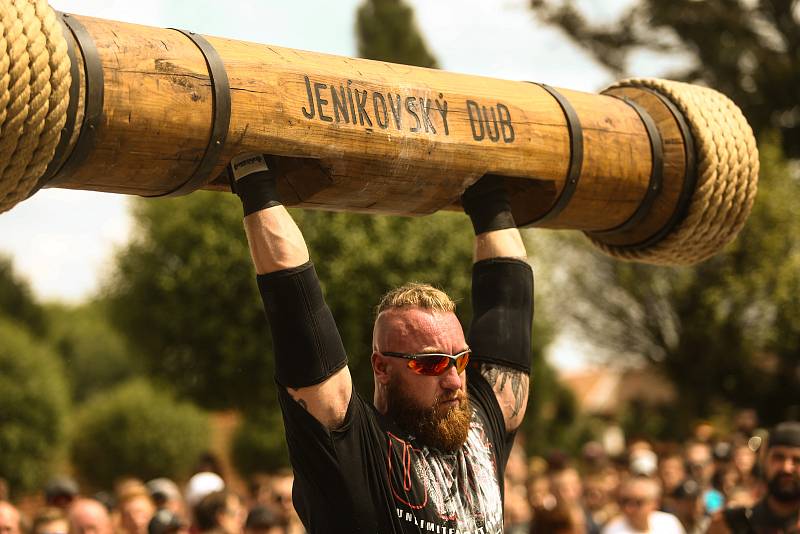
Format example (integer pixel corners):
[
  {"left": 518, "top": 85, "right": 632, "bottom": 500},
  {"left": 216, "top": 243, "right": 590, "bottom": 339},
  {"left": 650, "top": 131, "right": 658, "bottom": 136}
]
[{"left": 371, "top": 352, "right": 392, "bottom": 385}]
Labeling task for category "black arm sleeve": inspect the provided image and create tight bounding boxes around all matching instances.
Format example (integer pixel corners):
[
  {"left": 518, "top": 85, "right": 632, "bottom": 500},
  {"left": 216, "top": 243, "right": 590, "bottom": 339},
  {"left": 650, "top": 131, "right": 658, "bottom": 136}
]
[
  {"left": 468, "top": 257, "right": 533, "bottom": 373},
  {"left": 256, "top": 261, "right": 348, "bottom": 388}
]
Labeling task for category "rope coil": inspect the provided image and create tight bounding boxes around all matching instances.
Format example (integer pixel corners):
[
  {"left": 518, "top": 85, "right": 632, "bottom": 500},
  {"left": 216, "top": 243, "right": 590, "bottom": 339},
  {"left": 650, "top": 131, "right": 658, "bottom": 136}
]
[
  {"left": 589, "top": 78, "right": 759, "bottom": 265},
  {"left": 0, "top": 0, "right": 70, "bottom": 214}
]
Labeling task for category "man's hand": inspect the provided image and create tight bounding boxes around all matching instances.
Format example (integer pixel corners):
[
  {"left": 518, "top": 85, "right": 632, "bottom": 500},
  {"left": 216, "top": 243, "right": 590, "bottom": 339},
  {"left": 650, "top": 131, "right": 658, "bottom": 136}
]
[
  {"left": 461, "top": 174, "right": 517, "bottom": 236},
  {"left": 229, "top": 153, "right": 281, "bottom": 216}
]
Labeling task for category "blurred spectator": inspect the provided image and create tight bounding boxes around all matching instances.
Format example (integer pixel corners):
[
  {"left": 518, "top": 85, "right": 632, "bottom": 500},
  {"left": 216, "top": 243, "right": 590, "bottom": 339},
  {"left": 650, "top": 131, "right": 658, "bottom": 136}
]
[
  {"left": 723, "top": 486, "right": 756, "bottom": 510},
  {"left": 32, "top": 508, "right": 68, "bottom": 534},
  {"left": 584, "top": 470, "right": 619, "bottom": 529},
  {"left": 582, "top": 442, "right": 609, "bottom": 472},
  {"left": 602, "top": 477, "right": 685, "bottom": 534},
  {"left": 671, "top": 479, "right": 708, "bottom": 534},
  {"left": 185, "top": 473, "right": 225, "bottom": 512},
  {"left": 630, "top": 449, "right": 658, "bottom": 478},
  {"left": 146, "top": 479, "right": 185, "bottom": 518},
  {"left": 69, "top": 498, "right": 114, "bottom": 534},
  {"left": 693, "top": 422, "right": 716, "bottom": 444},
  {"left": 506, "top": 441, "right": 532, "bottom": 533},
  {"left": 44, "top": 477, "right": 79, "bottom": 510},
  {"left": 0, "top": 502, "right": 22, "bottom": 534},
  {"left": 527, "top": 473, "right": 556, "bottom": 511},
  {"left": 117, "top": 482, "right": 155, "bottom": 534},
  {"left": 551, "top": 467, "right": 600, "bottom": 534},
  {"left": 147, "top": 510, "right": 188, "bottom": 534},
  {"left": 262, "top": 472, "right": 302, "bottom": 534},
  {"left": 708, "top": 421, "right": 800, "bottom": 534},
  {"left": 730, "top": 442, "right": 758, "bottom": 494},
  {"left": 0, "top": 480, "right": 8, "bottom": 502},
  {"left": 685, "top": 441, "right": 725, "bottom": 515},
  {"left": 505, "top": 476, "right": 531, "bottom": 533},
  {"left": 733, "top": 409, "right": 759, "bottom": 441},
  {"left": 659, "top": 453, "right": 687, "bottom": 499},
  {"left": 529, "top": 504, "right": 578, "bottom": 534},
  {"left": 194, "top": 491, "right": 245, "bottom": 534},
  {"left": 243, "top": 507, "right": 282, "bottom": 534}
]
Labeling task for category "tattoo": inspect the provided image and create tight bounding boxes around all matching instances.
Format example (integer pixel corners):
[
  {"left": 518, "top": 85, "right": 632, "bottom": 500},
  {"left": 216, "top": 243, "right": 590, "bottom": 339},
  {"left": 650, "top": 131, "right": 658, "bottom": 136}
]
[{"left": 480, "top": 363, "right": 528, "bottom": 418}]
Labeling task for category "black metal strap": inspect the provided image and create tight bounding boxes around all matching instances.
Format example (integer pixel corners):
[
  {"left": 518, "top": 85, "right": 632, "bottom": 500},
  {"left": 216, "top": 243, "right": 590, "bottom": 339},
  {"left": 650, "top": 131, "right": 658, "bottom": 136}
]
[
  {"left": 527, "top": 83, "right": 583, "bottom": 225},
  {"left": 42, "top": 12, "right": 104, "bottom": 187},
  {"left": 589, "top": 95, "right": 664, "bottom": 238},
  {"left": 615, "top": 88, "right": 698, "bottom": 250},
  {"left": 153, "top": 29, "right": 230, "bottom": 197}
]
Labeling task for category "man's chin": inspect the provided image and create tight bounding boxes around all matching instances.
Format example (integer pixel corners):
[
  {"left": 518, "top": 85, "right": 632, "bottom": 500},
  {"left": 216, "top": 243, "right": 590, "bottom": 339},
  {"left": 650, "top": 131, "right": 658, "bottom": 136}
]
[
  {"left": 386, "top": 384, "right": 471, "bottom": 453},
  {"left": 768, "top": 476, "right": 800, "bottom": 503}
]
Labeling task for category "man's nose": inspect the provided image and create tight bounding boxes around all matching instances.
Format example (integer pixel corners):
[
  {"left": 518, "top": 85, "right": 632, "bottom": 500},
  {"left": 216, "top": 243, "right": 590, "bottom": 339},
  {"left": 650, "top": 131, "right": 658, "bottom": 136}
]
[{"left": 438, "top": 363, "right": 463, "bottom": 390}]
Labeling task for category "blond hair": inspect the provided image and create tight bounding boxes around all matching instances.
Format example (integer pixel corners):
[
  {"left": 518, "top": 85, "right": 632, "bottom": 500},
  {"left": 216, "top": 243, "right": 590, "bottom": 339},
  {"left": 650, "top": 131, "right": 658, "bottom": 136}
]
[{"left": 375, "top": 282, "right": 455, "bottom": 315}]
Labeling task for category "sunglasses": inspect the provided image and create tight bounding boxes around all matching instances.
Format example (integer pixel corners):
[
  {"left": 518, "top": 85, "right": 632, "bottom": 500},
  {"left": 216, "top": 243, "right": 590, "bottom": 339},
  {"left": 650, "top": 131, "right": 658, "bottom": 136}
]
[
  {"left": 620, "top": 497, "right": 648, "bottom": 508},
  {"left": 380, "top": 349, "right": 471, "bottom": 376}
]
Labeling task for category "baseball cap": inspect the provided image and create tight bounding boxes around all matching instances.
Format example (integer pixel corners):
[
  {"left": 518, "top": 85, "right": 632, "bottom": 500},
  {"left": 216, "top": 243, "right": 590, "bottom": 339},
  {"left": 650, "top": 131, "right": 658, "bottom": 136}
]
[{"left": 184, "top": 472, "right": 225, "bottom": 509}]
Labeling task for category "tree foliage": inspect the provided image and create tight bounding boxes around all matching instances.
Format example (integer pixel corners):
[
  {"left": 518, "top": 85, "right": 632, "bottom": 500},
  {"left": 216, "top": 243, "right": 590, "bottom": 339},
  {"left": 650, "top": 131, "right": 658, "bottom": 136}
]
[
  {"left": 46, "top": 302, "right": 142, "bottom": 403},
  {"left": 0, "top": 318, "right": 70, "bottom": 496},
  {"left": 356, "top": 0, "right": 438, "bottom": 68},
  {"left": 231, "top": 409, "right": 289, "bottom": 475},
  {"left": 70, "top": 379, "right": 209, "bottom": 490},
  {"left": 529, "top": 0, "right": 800, "bottom": 157},
  {"left": 105, "top": 193, "right": 274, "bottom": 410},
  {"left": 0, "top": 255, "right": 47, "bottom": 336}
]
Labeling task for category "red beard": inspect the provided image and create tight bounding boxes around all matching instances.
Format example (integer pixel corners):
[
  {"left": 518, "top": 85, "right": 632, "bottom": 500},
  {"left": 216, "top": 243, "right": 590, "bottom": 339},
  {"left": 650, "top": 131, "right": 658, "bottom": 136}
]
[{"left": 385, "top": 380, "right": 471, "bottom": 453}]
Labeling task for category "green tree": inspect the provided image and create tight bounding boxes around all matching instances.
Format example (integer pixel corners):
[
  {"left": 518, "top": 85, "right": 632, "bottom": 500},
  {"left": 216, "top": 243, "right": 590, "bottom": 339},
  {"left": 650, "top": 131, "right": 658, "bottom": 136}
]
[
  {"left": 529, "top": 0, "right": 800, "bottom": 157},
  {"left": 46, "top": 302, "right": 142, "bottom": 403},
  {"left": 0, "top": 255, "right": 46, "bottom": 336},
  {"left": 356, "top": 0, "right": 438, "bottom": 68},
  {"left": 105, "top": 193, "right": 274, "bottom": 410},
  {"left": 70, "top": 379, "right": 209, "bottom": 490},
  {"left": 0, "top": 318, "right": 70, "bottom": 496},
  {"left": 231, "top": 409, "right": 289, "bottom": 475}
]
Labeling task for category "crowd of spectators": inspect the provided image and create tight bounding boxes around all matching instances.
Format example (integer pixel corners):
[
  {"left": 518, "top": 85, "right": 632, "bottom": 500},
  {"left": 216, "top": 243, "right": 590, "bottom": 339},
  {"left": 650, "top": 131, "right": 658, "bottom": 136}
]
[
  {"left": 0, "top": 411, "right": 795, "bottom": 534},
  {"left": 0, "top": 460, "right": 304, "bottom": 534},
  {"left": 504, "top": 411, "right": 783, "bottom": 533}
]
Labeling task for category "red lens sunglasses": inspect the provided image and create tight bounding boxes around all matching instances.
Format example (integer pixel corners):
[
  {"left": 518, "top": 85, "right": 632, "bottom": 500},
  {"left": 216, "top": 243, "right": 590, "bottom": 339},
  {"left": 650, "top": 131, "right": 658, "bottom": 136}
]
[{"left": 379, "top": 349, "right": 471, "bottom": 376}]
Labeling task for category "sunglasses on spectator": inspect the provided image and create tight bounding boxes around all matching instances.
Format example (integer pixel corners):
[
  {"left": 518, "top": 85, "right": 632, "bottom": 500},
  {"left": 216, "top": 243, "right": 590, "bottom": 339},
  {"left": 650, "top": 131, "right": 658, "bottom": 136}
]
[
  {"left": 379, "top": 349, "right": 470, "bottom": 376},
  {"left": 620, "top": 497, "right": 649, "bottom": 507}
]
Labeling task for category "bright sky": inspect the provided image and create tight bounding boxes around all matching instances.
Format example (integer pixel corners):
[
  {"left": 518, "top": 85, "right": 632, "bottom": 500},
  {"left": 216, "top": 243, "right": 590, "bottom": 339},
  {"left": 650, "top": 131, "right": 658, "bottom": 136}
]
[{"left": 1, "top": 0, "right": 682, "bottom": 369}]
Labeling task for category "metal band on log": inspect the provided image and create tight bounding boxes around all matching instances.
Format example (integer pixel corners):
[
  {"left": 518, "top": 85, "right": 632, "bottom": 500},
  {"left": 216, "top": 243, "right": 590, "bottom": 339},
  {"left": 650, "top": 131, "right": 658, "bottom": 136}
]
[{"left": 0, "top": 6, "right": 759, "bottom": 266}]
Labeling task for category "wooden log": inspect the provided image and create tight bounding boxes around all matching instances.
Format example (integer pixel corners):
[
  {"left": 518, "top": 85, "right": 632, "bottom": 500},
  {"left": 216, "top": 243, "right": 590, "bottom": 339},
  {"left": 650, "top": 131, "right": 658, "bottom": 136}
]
[{"left": 1, "top": 10, "right": 759, "bottom": 265}]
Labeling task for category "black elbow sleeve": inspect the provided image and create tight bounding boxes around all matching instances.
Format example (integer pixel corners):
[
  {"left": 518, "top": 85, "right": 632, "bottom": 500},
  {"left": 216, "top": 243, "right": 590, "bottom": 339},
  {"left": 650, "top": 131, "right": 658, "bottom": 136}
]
[
  {"left": 468, "top": 258, "right": 533, "bottom": 374},
  {"left": 257, "top": 261, "right": 348, "bottom": 388}
]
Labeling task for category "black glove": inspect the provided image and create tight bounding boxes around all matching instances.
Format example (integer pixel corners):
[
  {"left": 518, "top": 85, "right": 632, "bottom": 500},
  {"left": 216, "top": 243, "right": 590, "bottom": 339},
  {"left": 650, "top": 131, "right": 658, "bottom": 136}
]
[
  {"left": 228, "top": 153, "right": 281, "bottom": 216},
  {"left": 461, "top": 174, "right": 516, "bottom": 235}
]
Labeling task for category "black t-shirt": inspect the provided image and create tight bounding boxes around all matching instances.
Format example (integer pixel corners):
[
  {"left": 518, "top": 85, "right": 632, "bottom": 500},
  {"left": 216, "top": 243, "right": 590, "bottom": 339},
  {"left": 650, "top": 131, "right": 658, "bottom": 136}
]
[
  {"left": 724, "top": 500, "right": 800, "bottom": 533},
  {"left": 278, "top": 364, "right": 515, "bottom": 534}
]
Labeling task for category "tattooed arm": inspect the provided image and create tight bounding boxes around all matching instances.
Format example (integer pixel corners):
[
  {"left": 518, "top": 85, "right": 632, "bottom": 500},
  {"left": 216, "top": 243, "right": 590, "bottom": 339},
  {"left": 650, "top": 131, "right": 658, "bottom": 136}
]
[{"left": 479, "top": 363, "right": 530, "bottom": 432}]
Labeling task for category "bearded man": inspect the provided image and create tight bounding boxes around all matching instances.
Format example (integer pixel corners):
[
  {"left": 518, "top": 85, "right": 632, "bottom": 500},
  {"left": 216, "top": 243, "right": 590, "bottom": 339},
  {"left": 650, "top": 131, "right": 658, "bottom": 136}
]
[
  {"left": 230, "top": 153, "right": 532, "bottom": 534},
  {"left": 708, "top": 421, "right": 800, "bottom": 534}
]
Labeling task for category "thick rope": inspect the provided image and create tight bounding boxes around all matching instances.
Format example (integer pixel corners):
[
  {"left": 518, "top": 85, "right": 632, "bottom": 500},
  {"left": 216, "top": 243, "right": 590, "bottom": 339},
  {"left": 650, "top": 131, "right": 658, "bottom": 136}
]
[
  {"left": 0, "top": 0, "right": 70, "bottom": 214},
  {"left": 589, "top": 78, "right": 759, "bottom": 265}
]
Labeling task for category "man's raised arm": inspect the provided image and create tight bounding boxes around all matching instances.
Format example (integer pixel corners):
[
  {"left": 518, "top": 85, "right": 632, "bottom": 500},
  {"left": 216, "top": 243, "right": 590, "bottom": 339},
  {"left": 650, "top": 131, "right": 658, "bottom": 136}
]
[
  {"left": 231, "top": 154, "right": 352, "bottom": 430},
  {"left": 462, "top": 175, "right": 532, "bottom": 433}
]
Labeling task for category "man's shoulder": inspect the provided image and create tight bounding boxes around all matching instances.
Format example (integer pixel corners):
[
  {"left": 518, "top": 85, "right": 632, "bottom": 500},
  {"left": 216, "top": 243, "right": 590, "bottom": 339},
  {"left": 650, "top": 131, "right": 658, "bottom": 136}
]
[
  {"left": 649, "top": 510, "right": 685, "bottom": 532},
  {"left": 600, "top": 516, "right": 628, "bottom": 534}
]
